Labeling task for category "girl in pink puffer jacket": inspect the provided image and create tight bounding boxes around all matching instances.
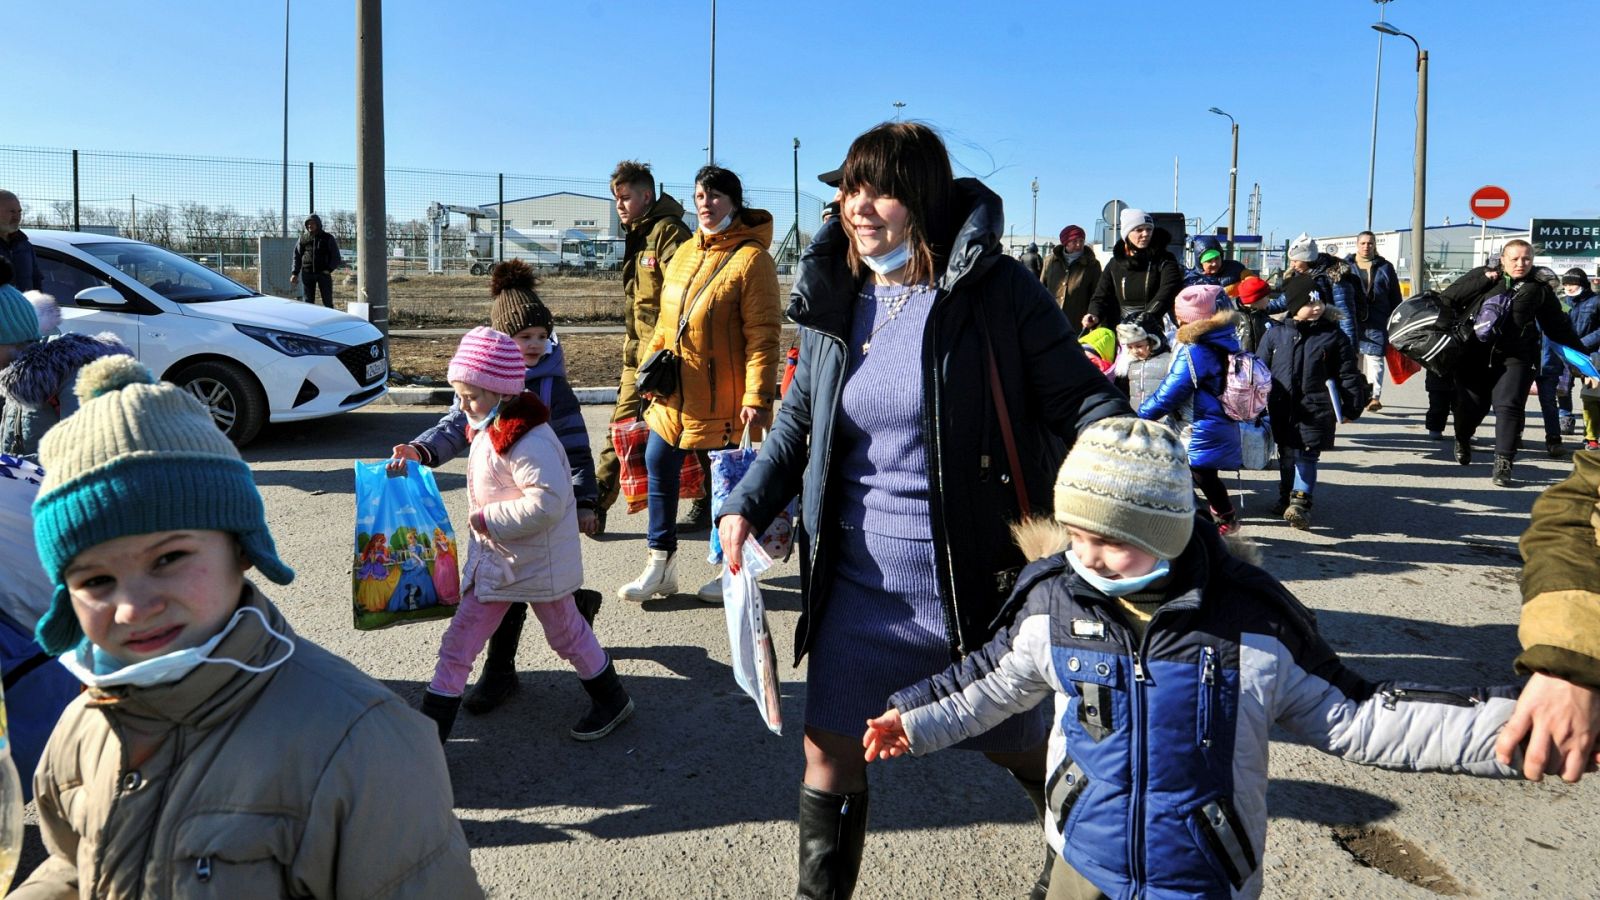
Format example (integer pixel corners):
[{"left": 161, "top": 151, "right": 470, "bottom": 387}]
[{"left": 418, "top": 327, "right": 634, "bottom": 744}]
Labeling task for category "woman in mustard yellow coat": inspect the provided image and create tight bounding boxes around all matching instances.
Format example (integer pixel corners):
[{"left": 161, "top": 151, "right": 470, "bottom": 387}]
[{"left": 619, "top": 165, "right": 781, "bottom": 603}]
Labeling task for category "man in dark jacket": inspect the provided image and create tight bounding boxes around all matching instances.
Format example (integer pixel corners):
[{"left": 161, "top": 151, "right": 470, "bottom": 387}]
[
  {"left": 289, "top": 214, "right": 341, "bottom": 307},
  {"left": 1040, "top": 224, "right": 1101, "bottom": 332},
  {"left": 593, "top": 161, "right": 693, "bottom": 529},
  {"left": 1441, "top": 239, "right": 1586, "bottom": 486},
  {"left": 1083, "top": 207, "right": 1182, "bottom": 337},
  {"left": 1019, "top": 242, "right": 1043, "bottom": 278},
  {"left": 0, "top": 190, "right": 43, "bottom": 292},
  {"left": 1345, "top": 231, "right": 1403, "bottom": 412}
]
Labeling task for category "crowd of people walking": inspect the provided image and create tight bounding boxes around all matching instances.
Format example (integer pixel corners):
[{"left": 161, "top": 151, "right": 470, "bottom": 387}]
[{"left": 1, "top": 118, "right": 1597, "bottom": 899}]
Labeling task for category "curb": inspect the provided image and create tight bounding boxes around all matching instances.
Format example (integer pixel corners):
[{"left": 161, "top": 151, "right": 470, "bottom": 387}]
[{"left": 382, "top": 385, "right": 620, "bottom": 407}]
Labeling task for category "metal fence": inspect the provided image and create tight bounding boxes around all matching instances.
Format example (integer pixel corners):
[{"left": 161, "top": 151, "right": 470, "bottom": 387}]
[{"left": 1, "top": 145, "right": 827, "bottom": 280}]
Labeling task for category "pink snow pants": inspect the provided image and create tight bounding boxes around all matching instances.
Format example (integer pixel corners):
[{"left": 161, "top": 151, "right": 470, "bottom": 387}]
[{"left": 430, "top": 590, "right": 607, "bottom": 696}]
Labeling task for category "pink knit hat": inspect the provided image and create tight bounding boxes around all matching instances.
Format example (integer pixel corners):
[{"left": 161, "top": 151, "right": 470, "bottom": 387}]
[
  {"left": 447, "top": 326, "right": 525, "bottom": 395},
  {"left": 1173, "top": 284, "right": 1224, "bottom": 324}
]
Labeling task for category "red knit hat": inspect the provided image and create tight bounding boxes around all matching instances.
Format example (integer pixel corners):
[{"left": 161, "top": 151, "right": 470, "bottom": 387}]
[
  {"left": 448, "top": 326, "right": 525, "bottom": 395},
  {"left": 1060, "top": 224, "right": 1086, "bottom": 244},
  {"left": 1237, "top": 276, "right": 1271, "bottom": 306}
]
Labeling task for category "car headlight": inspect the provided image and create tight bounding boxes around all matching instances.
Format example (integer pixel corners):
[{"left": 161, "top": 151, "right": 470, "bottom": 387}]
[{"left": 234, "top": 324, "right": 346, "bottom": 356}]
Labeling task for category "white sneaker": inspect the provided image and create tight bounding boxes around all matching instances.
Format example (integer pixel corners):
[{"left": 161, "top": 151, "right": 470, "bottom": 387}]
[
  {"left": 697, "top": 570, "right": 724, "bottom": 604},
  {"left": 617, "top": 549, "right": 678, "bottom": 602}
]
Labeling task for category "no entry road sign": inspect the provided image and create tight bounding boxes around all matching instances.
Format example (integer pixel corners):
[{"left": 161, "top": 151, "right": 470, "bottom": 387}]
[{"left": 1470, "top": 185, "right": 1511, "bottom": 221}]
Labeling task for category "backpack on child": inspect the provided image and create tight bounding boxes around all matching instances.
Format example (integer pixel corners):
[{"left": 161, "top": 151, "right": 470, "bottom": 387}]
[{"left": 1187, "top": 349, "right": 1271, "bottom": 422}]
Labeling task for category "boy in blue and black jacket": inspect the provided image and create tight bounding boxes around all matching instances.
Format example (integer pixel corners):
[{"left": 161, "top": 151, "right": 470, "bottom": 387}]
[
  {"left": 389, "top": 260, "right": 600, "bottom": 714},
  {"left": 864, "top": 418, "right": 1525, "bottom": 899}
]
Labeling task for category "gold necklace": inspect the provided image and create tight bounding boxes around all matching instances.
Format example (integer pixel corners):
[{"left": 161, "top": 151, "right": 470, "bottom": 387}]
[{"left": 860, "top": 286, "right": 918, "bottom": 355}]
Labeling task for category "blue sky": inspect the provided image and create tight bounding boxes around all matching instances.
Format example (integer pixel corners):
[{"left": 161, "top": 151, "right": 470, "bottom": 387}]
[{"left": 8, "top": 0, "right": 1598, "bottom": 244}]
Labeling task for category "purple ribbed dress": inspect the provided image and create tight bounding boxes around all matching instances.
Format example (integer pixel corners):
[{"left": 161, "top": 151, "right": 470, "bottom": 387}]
[{"left": 803, "top": 283, "right": 1046, "bottom": 752}]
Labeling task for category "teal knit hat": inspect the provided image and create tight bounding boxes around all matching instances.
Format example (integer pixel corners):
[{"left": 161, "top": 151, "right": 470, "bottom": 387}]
[
  {"left": 0, "top": 284, "right": 39, "bottom": 344},
  {"left": 31, "top": 356, "right": 293, "bottom": 656}
]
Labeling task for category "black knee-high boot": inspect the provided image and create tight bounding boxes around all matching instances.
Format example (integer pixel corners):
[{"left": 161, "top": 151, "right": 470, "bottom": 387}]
[
  {"left": 463, "top": 603, "right": 527, "bottom": 714},
  {"left": 796, "top": 784, "right": 869, "bottom": 900},
  {"left": 1011, "top": 773, "right": 1054, "bottom": 900}
]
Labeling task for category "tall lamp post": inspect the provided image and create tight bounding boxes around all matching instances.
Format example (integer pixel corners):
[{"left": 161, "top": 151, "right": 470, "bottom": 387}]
[
  {"left": 1030, "top": 178, "right": 1039, "bottom": 245},
  {"left": 791, "top": 137, "right": 800, "bottom": 263},
  {"left": 1373, "top": 21, "right": 1427, "bottom": 296},
  {"left": 1207, "top": 107, "right": 1239, "bottom": 259},
  {"left": 281, "top": 0, "right": 290, "bottom": 239},
  {"left": 1366, "top": 0, "right": 1394, "bottom": 231}
]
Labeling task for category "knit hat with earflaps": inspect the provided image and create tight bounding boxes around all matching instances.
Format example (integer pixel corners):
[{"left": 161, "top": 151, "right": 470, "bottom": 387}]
[
  {"left": 1053, "top": 417, "right": 1194, "bottom": 560},
  {"left": 32, "top": 356, "right": 293, "bottom": 656},
  {"left": 489, "top": 259, "right": 553, "bottom": 338}
]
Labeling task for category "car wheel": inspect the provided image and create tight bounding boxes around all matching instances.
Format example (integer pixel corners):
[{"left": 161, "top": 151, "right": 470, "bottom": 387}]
[
  {"left": 469, "top": 262, "right": 487, "bottom": 276},
  {"left": 172, "top": 361, "right": 267, "bottom": 447}
]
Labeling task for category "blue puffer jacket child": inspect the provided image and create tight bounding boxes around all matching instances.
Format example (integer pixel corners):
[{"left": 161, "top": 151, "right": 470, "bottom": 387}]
[
  {"left": 1304, "top": 254, "right": 1375, "bottom": 355},
  {"left": 891, "top": 520, "right": 1518, "bottom": 899},
  {"left": 1138, "top": 310, "right": 1242, "bottom": 469},
  {"left": 1543, "top": 280, "right": 1600, "bottom": 378},
  {"left": 408, "top": 335, "right": 597, "bottom": 509}
]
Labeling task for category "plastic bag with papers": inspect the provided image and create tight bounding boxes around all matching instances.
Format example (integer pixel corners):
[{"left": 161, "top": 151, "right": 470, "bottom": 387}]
[
  {"left": 707, "top": 426, "right": 795, "bottom": 564},
  {"left": 721, "top": 537, "right": 782, "bottom": 735}
]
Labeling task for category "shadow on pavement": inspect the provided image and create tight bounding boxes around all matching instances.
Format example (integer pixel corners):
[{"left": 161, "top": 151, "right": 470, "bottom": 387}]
[{"left": 1267, "top": 778, "right": 1399, "bottom": 826}]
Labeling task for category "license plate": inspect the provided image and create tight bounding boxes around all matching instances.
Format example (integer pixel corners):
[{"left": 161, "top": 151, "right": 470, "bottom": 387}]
[{"left": 366, "top": 359, "right": 386, "bottom": 381}]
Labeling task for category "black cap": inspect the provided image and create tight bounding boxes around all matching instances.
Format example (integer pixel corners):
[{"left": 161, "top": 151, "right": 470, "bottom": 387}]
[
  {"left": 1563, "top": 267, "right": 1588, "bottom": 286},
  {"left": 817, "top": 166, "right": 843, "bottom": 188}
]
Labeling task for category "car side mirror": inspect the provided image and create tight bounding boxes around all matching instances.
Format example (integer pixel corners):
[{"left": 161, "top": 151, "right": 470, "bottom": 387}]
[{"left": 74, "top": 285, "right": 129, "bottom": 308}]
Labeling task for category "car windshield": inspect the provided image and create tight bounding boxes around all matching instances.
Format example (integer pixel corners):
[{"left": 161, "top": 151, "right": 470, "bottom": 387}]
[{"left": 77, "top": 242, "right": 259, "bottom": 304}]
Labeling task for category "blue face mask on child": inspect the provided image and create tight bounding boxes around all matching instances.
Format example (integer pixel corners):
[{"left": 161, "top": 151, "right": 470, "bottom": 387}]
[
  {"left": 465, "top": 402, "right": 501, "bottom": 431},
  {"left": 1065, "top": 548, "right": 1171, "bottom": 598}
]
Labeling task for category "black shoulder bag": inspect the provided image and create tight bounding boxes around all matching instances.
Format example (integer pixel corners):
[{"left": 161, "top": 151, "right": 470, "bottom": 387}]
[{"left": 636, "top": 241, "right": 754, "bottom": 398}]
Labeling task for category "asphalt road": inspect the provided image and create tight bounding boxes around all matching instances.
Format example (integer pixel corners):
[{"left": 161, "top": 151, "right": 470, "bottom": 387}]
[{"left": 19, "top": 372, "right": 1598, "bottom": 898}]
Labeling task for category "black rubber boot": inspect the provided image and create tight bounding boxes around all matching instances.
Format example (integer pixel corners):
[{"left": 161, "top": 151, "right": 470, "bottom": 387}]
[
  {"left": 574, "top": 588, "right": 603, "bottom": 626},
  {"left": 676, "top": 497, "right": 711, "bottom": 532},
  {"left": 571, "top": 660, "right": 634, "bottom": 741},
  {"left": 419, "top": 691, "right": 461, "bottom": 743},
  {"left": 1492, "top": 455, "right": 1514, "bottom": 487},
  {"left": 1454, "top": 438, "right": 1472, "bottom": 465},
  {"left": 464, "top": 603, "right": 526, "bottom": 715},
  {"left": 1284, "top": 490, "right": 1313, "bottom": 530},
  {"left": 1011, "top": 774, "right": 1053, "bottom": 900},
  {"left": 796, "top": 784, "right": 870, "bottom": 900}
]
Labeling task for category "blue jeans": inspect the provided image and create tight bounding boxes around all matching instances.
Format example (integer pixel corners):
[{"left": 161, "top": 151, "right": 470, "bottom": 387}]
[
  {"left": 1277, "top": 446, "right": 1320, "bottom": 497},
  {"left": 645, "top": 431, "right": 687, "bottom": 551},
  {"left": 1536, "top": 370, "right": 1572, "bottom": 442}
]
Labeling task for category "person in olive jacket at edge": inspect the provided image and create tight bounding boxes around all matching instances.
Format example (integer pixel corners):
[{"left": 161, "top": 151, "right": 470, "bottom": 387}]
[
  {"left": 1081, "top": 207, "right": 1183, "bottom": 338},
  {"left": 716, "top": 122, "right": 1130, "bottom": 900},
  {"left": 1440, "top": 239, "right": 1586, "bottom": 487}
]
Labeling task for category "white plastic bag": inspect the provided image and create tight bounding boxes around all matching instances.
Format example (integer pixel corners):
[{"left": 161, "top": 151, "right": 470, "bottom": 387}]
[{"left": 721, "top": 536, "right": 782, "bottom": 735}]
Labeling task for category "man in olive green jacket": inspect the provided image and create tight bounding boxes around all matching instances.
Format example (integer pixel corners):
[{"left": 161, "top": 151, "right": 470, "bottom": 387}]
[
  {"left": 595, "top": 161, "right": 692, "bottom": 521},
  {"left": 1497, "top": 451, "right": 1600, "bottom": 783}
]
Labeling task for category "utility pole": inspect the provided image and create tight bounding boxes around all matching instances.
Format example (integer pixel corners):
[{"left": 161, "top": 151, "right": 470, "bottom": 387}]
[
  {"left": 1030, "top": 178, "right": 1039, "bottom": 244},
  {"left": 356, "top": 0, "right": 388, "bottom": 335},
  {"left": 1374, "top": 21, "right": 1427, "bottom": 296},
  {"left": 791, "top": 138, "right": 800, "bottom": 260},
  {"left": 281, "top": 0, "right": 290, "bottom": 239},
  {"left": 707, "top": 0, "right": 716, "bottom": 165}
]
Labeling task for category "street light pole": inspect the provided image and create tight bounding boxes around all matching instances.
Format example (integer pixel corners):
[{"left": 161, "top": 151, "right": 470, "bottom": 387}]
[
  {"left": 1366, "top": 0, "right": 1393, "bottom": 232},
  {"left": 1208, "top": 107, "right": 1238, "bottom": 258},
  {"left": 1374, "top": 22, "right": 1427, "bottom": 296},
  {"left": 1030, "top": 178, "right": 1039, "bottom": 244}
]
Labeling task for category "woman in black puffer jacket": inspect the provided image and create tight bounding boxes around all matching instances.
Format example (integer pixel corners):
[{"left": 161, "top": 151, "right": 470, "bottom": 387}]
[
  {"left": 1082, "top": 208, "right": 1183, "bottom": 336},
  {"left": 1440, "top": 239, "right": 1583, "bottom": 486}
]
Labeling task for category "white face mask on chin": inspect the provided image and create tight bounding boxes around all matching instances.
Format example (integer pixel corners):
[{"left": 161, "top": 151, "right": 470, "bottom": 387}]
[{"left": 59, "top": 605, "right": 295, "bottom": 690}]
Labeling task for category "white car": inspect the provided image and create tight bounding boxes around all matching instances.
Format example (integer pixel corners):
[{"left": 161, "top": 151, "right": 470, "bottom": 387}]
[{"left": 30, "top": 231, "right": 387, "bottom": 446}]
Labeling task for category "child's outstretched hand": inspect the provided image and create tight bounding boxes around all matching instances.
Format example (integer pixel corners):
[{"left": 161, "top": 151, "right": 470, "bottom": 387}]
[
  {"left": 388, "top": 444, "right": 422, "bottom": 475},
  {"left": 863, "top": 709, "right": 910, "bottom": 762}
]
